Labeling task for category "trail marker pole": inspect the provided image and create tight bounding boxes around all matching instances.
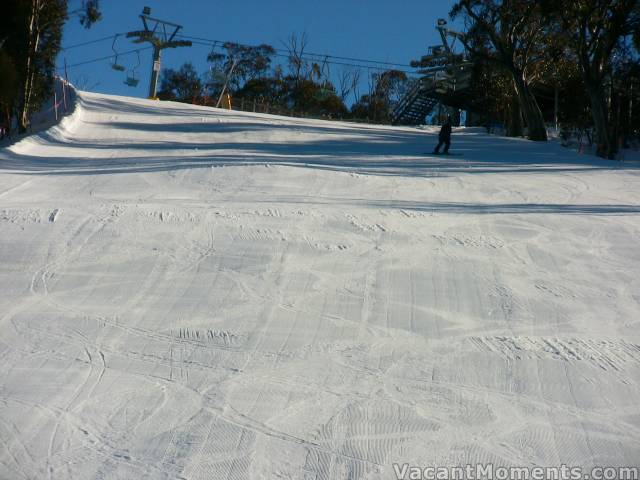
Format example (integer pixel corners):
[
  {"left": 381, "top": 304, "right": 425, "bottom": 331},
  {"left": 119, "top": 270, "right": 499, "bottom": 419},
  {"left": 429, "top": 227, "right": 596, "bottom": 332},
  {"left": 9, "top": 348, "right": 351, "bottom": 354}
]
[{"left": 150, "top": 47, "right": 162, "bottom": 99}]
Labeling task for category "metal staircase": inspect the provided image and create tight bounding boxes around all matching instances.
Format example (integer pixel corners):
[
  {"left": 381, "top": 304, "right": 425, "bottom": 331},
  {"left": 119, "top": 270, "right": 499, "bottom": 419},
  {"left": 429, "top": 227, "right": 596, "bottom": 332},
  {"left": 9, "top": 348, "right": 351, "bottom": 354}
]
[
  {"left": 391, "top": 18, "right": 472, "bottom": 126},
  {"left": 391, "top": 78, "right": 439, "bottom": 125}
]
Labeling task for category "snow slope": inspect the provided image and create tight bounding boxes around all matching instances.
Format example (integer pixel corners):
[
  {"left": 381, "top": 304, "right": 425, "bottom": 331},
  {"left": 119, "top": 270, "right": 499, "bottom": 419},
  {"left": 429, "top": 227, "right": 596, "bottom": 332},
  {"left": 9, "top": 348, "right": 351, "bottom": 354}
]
[{"left": 1, "top": 92, "right": 639, "bottom": 479}]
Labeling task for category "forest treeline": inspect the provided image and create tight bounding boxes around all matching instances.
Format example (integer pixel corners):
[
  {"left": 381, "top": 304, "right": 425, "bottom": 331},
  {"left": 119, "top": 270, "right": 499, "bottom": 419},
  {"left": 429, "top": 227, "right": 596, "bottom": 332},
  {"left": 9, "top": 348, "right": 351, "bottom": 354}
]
[
  {"left": 156, "top": 34, "right": 411, "bottom": 126},
  {"left": 448, "top": 0, "right": 640, "bottom": 158}
]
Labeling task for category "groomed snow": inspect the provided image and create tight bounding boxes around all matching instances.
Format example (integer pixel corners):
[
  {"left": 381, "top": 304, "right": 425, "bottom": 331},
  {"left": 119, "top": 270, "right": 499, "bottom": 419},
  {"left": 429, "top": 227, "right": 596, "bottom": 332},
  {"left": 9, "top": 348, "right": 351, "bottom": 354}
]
[{"left": 1, "top": 92, "right": 639, "bottom": 479}]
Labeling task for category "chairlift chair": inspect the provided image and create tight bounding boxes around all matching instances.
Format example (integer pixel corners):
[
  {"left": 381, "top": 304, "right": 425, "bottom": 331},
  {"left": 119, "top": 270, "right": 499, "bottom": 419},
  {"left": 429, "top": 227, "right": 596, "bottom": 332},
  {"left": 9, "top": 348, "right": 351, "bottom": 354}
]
[
  {"left": 124, "top": 50, "right": 141, "bottom": 87},
  {"left": 210, "top": 69, "right": 227, "bottom": 84},
  {"left": 124, "top": 74, "right": 139, "bottom": 87},
  {"left": 312, "top": 79, "right": 334, "bottom": 101},
  {"left": 111, "top": 34, "right": 126, "bottom": 72},
  {"left": 315, "top": 87, "right": 332, "bottom": 101}
]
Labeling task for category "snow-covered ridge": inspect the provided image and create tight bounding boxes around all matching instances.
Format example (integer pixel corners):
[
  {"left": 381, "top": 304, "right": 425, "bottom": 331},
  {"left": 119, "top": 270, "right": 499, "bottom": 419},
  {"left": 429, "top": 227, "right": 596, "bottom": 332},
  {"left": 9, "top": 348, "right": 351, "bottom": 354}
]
[{"left": 1, "top": 89, "right": 627, "bottom": 176}]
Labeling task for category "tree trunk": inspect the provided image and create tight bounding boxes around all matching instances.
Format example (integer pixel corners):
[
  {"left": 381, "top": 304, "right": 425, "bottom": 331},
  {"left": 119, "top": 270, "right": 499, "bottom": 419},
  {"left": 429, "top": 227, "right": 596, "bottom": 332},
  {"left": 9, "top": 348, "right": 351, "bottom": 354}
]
[
  {"left": 19, "top": 0, "right": 40, "bottom": 133},
  {"left": 511, "top": 72, "right": 547, "bottom": 141},
  {"left": 2, "top": 105, "right": 10, "bottom": 138},
  {"left": 584, "top": 79, "right": 616, "bottom": 159},
  {"left": 505, "top": 94, "right": 523, "bottom": 137}
]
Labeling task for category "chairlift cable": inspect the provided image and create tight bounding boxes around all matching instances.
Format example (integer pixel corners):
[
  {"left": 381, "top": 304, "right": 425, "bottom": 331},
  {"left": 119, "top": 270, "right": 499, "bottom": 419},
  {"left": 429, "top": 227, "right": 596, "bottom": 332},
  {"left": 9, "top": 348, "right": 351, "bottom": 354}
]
[
  {"left": 58, "top": 32, "right": 419, "bottom": 75},
  {"left": 59, "top": 46, "right": 152, "bottom": 70},
  {"left": 60, "top": 34, "right": 126, "bottom": 51},
  {"left": 176, "top": 33, "right": 413, "bottom": 69},
  {"left": 186, "top": 39, "right": 417, "bottom": 74}
]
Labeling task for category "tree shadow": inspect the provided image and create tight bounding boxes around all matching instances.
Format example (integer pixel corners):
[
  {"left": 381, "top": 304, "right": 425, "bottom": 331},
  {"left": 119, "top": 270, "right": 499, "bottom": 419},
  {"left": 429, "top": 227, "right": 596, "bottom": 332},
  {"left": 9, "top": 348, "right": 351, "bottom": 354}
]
[{"left": 249, "top": 195, "right": 640, "bottom": 215}]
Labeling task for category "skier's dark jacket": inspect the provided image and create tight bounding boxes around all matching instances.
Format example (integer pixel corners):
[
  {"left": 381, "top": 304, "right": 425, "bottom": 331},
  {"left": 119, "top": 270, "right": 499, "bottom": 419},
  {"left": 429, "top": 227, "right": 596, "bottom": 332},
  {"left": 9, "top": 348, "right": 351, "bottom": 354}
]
[{"left": 439, "top": 122, "right": 452, "bottom": 141}]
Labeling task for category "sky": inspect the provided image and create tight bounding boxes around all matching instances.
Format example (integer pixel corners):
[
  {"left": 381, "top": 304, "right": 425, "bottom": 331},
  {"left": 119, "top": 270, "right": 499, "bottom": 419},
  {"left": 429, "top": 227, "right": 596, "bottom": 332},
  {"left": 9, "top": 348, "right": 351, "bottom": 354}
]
[{"left": 58, "top": 0, "right": 459, "bottom": 101}]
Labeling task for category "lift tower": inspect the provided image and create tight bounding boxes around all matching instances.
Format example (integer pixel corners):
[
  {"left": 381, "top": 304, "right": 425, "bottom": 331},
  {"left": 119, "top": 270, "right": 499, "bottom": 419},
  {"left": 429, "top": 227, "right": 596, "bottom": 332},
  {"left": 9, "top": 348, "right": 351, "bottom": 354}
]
[{"left": 126, "top": 7, "right": 192, "bottom": 99}]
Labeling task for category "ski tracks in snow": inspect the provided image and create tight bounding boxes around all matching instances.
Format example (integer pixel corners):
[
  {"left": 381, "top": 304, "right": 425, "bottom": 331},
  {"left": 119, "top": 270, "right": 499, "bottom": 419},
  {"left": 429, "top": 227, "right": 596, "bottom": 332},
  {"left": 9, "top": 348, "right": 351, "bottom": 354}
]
[{"left": 1, "top": 91, "right": 640, "bottom": 478}]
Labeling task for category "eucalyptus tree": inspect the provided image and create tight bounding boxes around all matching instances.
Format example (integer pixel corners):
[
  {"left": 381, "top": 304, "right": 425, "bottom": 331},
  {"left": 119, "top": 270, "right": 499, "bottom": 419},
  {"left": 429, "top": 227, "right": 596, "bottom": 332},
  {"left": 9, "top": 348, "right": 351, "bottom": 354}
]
[
  {"left": 547, "top": 0, "right": 639, "bottom": 158},
  {"left": 451, "top": 0, "right": 549, "bottom": 140},
  {"left": 1, "top": 0, "right": 101, "bottom": 133}
]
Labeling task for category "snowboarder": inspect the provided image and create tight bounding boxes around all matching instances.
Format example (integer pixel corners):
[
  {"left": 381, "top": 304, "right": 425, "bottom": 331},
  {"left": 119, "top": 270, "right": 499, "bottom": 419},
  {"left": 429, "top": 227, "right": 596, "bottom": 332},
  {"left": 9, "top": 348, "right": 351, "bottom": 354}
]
[{"left": 433, "top": 116, "right": 452, "bottom": 154}]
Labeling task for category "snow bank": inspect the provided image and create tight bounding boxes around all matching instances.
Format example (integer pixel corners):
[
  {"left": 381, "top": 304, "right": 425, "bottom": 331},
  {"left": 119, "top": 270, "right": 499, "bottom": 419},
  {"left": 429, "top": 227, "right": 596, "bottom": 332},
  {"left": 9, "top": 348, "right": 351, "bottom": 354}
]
[{"left": 4, "top": 77, "right": 81, "bottom": 157}]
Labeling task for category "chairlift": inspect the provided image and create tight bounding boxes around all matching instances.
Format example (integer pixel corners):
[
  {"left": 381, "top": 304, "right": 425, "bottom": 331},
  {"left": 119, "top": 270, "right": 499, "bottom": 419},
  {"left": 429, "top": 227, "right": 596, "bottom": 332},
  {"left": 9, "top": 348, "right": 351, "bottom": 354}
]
[
  {"left": 314, "top": 81, "right": 333, "bottom": 101},
  {"left": 206, "top": 42, "right": 223, "bottom": 65},
  {"left": 315, "top": 87, "right": 332, "bottom": 101},
  {"left": 209, "top": 68, "right": 227, "bottom": 84},
  {"left": 111, "top": 34, "right": 126, "bottom": 72},
  {"left": 124, "top": 50, "right": 140, "bottom": 87},
  {"left": 207, "top": 43, "right": 227, "bottom": 84}
]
